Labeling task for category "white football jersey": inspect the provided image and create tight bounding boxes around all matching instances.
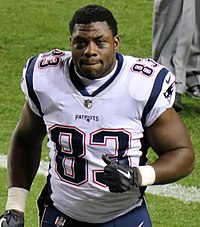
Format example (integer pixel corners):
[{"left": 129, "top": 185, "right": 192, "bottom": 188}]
[{"left": 21, "top": 49, "right": 175, "bottom": 223}]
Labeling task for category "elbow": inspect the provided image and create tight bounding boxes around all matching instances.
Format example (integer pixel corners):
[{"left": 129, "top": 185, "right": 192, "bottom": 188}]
[
  {"left": 187, "top": 156, "right": 195, "bottom": 176},
  {"left": 184, "top": 149, "right": 195, "bottom": 177}
]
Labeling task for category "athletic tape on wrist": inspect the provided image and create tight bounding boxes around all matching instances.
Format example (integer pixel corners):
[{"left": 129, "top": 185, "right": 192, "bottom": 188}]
[
  {"left": 5, "top": 187, "right": 28, "bottom": 213},
  {"left": 138, "top": 165, "right": 156, "bottom": 186}
]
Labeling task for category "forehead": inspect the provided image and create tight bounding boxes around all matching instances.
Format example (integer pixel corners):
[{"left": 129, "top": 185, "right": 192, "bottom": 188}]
[{"left": 71, "top": 21, "right": 113, "bottom": 39}]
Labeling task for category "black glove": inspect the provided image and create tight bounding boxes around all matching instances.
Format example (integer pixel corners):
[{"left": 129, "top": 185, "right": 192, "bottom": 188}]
[
  {"left": 102, "top": 155, "right": 141, "bottom": 193},
  {"left": 0, "top": 210, "right": 24, "bottom": 227}
]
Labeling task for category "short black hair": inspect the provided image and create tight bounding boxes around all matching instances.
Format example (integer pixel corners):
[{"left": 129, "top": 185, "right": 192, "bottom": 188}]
[{"left": 69, "top": 4, "right": 118, "bottom": 36}]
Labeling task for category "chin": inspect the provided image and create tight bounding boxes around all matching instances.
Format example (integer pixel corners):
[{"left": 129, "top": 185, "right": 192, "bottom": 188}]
[{"left": 80, "top": 70, "right": 102, "bottom": 79}]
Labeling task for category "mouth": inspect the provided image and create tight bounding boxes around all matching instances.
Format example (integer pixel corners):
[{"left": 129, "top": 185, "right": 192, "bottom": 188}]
[
  {"left": 76, "top": 60, "right": 104, "bottom": 79},
  {"left": 81, "top": 61, "right": 100, "bottom": 66}
]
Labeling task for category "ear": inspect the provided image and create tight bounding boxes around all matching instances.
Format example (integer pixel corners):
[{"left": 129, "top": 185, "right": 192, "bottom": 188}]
[{"left": 113, "top": 35, "right": 120, "bottom": 50}]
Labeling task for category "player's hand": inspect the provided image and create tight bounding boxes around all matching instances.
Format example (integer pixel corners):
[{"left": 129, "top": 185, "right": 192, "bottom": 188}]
[
  {"left": 102, "top": 155, "right": 141, "bottom": 193},
  {"left": 0, "top": 210, "right": 24, "bottom": 227}
]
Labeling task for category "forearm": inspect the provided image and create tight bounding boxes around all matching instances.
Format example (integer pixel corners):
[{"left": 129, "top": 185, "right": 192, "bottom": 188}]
[
  {"left": 5, "top": 130, "right": 43, "bottom": 213},
  {"left": 150, "top": 148, "right": 195, "bottom": 185},
  {"left": 7, "top": 132, "right": 42, "bottom": 190},
  {"left": 8, "top": 147, "right": 41, "bottom": 190}
]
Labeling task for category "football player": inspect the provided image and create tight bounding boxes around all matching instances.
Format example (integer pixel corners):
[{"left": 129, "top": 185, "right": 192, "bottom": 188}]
[{"left": 0, "top": 4, "right": 195, "bottom": 227}]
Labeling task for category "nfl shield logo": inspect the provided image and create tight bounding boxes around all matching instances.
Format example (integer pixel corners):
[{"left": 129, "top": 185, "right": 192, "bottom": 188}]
[
  {"left": 84, "top": 99, "right": 92, "bottom": 109},
  {"left": 55, "top": 216, "right": 66, "bottom": 226}
]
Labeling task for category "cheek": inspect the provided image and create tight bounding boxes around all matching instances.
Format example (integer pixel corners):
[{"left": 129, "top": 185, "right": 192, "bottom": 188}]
[
  {"left": 71, "top": 52, "right": 80, "bottom": 66},
  {"left": 103, "top": 51, "right": 115, "bottom": 65}
]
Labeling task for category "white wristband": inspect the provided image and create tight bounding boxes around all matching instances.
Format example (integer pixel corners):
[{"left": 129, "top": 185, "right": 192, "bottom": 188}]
[
  {"left": 5, "top": 187, "right": 28, "bottom": 213},
  {"left": 137, "top": 165, "right": 156, "bottom": 186}
]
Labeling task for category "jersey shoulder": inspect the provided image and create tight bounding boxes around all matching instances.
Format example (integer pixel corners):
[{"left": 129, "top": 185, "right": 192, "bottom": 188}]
[
  {"left": 23, "top": 49, "right": 71, "bottom": 74},
  {"left": 37, "top": 49, "right": 71, "bottom": 68},
  {"left": 20, "top": 49, "right": 72, "bottom": 115},
  {"left": 125, "top": 55, "right": 176, "bottom": 96},
  {"left": 124, "top": 55, "right": 168, "bottom": 79},
  {"left": 122, "top": 55, "right": 176, "bottom": 126},
  {"left": 22, "top": 49, "right": 71, "bottom": 87},
  {"left": 123, "top": 55, "right": 174, "bottom": 97}
]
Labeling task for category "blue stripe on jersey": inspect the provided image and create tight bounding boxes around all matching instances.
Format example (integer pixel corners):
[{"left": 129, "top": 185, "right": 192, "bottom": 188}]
[
  {"left": 25, "top": 55, "right": 44, "bottom": 116},
  {"left": 69, "top": 63, "right": 89, "bottom": 95},
  {"left": 141, "top": 67, "right": 169, "bottom": 127},
  {"left": 69, "top": 53, "right": 124, "bottom": 97}
]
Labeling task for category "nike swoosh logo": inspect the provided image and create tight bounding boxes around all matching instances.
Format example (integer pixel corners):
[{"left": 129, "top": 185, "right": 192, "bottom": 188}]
[
  {"left": 165, "top": 74, "right": 171, "bottom": 84},
  {"left": 0, "top": 218, "right": 6, "bottom": 225},
  {"left": 138, "top": 221, "right": 144, "bottom": 227},
  {"left": 116, "top": 169, "right": 131, "bottom": 179}
]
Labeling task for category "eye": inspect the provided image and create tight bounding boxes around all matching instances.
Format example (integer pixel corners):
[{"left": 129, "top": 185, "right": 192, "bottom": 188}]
[
  {"left": 74, "top": 40, "right": 87, "bottom": 49},
  {"left": 97, "top": 40, "right": 103, "bottom": 44},
  {"left": 96, "top": 40, "right": 106, "bottom": 47}
]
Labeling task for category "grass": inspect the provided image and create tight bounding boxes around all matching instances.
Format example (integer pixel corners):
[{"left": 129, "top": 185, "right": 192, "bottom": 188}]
[{"left": 0, "top": 0, "right": 199, "bottom": 226}]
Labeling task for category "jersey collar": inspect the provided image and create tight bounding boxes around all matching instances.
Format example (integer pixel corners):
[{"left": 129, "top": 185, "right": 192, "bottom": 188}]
[{"left": 69, "top": 53, "right": 124, "bottom": 97}]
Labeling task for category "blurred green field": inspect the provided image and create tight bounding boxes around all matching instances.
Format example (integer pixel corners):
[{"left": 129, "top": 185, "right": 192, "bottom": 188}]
[{"left": 0, "top": 0, "right": 200, "bottom": 226}]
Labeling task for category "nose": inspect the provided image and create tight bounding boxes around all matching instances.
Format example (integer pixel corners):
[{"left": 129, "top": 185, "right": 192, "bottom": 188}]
[{"left": 84, "top": 41, "right": 97, "bottom": 57}]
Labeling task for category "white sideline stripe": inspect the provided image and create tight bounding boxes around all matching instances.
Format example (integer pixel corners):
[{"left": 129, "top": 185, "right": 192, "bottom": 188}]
[
  {"left": 1, "top": 154, "right": 200, "bottom": 203},
  {"left": 147, "top": 184, "right": 200, "bottom": 203},
  {"left": 0, "top": 154, "right": 49, "bottom": 176}
]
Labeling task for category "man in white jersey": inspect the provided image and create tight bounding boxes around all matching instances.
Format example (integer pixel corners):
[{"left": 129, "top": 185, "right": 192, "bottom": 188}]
[{"left": 0, "top": 4, "right": 195, "bottom": 227}]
